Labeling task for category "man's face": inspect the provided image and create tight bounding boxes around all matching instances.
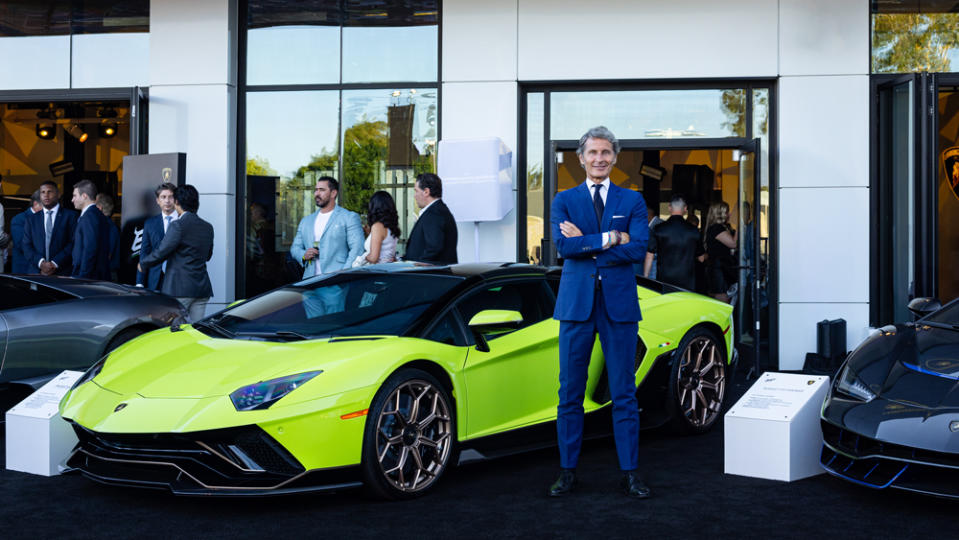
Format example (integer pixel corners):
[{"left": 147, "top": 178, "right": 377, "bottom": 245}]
[
  {"left": 156, "top": 189, "right": 175, "bottom": 214},
  {"left": 413, "top": 181, "right": 429, "bottom": 209},
  {"left": 314, "top": 180, "right": 335, "bottom": 209},
  {"left": 71, "top": 188, "right": 85, "bottom": 209},
  {"left": 39, "top": 184, "right": 59, "bottom": 209},
  {"left": 578, "top": 137, "right": 617, "bottom": 181}
]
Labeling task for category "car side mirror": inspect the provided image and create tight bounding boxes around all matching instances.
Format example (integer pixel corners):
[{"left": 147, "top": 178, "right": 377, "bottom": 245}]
[
  {"left": 468, "top": 309, "right": 523, "bottom": 328},
  {"left": 907, "top": 297, "right": 941, "bottom": 319}
]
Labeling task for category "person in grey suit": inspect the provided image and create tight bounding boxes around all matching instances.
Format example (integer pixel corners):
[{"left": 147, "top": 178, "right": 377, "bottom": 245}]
[
  {"left": 290, "top": 176, "right": 364, "bottom": 279},
  {"left": 138, "top": 185, "right": 214, "bottom": 321}
]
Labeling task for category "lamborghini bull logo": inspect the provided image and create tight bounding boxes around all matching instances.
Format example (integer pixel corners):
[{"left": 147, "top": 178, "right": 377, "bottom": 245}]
[{"left": 943, "top": 146, "right": 959, "bottom": 202}]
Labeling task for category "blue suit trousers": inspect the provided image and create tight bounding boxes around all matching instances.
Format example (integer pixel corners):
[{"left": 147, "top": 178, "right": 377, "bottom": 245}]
[{"left": 557, "top": 289, "right": 640, "bottom": 471}]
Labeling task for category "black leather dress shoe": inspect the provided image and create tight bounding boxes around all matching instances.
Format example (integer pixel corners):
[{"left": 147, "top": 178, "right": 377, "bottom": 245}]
[
  {"left": 623, "top": 471, "right": 651, "bottom": 499},
  {"left": 548, "top": 469, "right": 576, "bottom": 497}
]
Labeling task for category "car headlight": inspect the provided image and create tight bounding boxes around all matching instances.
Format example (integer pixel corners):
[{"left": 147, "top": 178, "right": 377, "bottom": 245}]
[
  {"left": 835, "top": 363, "right": 876, "bottom": 402},
  {"left": 71, "top": 357, "right": 107, "bottom": 391},
  {"left": 229, "top": 371, "right": 323, "bottom": 411}
]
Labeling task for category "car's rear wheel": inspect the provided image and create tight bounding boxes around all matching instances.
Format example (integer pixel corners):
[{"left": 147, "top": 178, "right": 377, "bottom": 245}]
[
  {"left": 361, "top": 368, "right": 455, "bottom": 500},
  {"left": 668, "top": 327, "right": 726, "bottom": 434}
]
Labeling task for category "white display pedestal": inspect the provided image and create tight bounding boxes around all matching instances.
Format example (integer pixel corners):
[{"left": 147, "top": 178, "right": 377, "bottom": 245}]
[
  {"left": 724, "top": 372, "right": 830, "bottom": 482},
  {"left": 5, "top": 370, "right": 83, "bottom": 476}
]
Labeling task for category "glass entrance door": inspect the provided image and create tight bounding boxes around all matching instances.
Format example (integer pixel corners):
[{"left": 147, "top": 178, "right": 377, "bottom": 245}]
[{"left": 736, "top": 139, "right": 763, "bottom": 377}]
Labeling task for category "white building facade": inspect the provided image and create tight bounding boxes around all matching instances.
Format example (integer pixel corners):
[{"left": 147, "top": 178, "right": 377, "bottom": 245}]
[{"left": 2, "top": 1, "right": 956, "bottom": 371}]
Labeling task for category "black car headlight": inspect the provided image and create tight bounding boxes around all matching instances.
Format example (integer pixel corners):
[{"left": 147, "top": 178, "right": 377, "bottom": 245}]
[
  {"left": 229, "top": 371, "right": 323, "bottom": 411},
  {"left": 71, "top": 357, "right": 107, "bottom": 391},
  {"left": 835, "top": 363, "right": 876, "bottom": 402}
]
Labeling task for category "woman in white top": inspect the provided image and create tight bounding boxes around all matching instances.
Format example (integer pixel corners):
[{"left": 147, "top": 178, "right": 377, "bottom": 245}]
[{"left": 359, "top": 190, "right": 399, "bottom": 265}]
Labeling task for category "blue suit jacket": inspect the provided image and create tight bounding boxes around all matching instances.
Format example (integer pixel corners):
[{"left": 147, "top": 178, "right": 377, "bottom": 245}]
[
  {"left": 551, "top": 183, "right": 648, "bottom": 322},
  {"left": 290, "top": 206, "right": 365, "bottom": 279},
  {"left": 72, "top": 206, "right": 112, "bottom": 280},
  {"left": 136, "top": 214, "right": 166, "bottom": 289},
  {"left": 10, "top": 209, "right": 36, "bottom": 274},
  {"left": 22, "top": 206, "right": 79, "bottom": 275}
]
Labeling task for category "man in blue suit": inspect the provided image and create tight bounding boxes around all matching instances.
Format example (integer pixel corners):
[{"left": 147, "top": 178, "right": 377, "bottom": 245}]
[
  {"left": 290, "top": 176, "right": 364, "bottom": 278},
  {"left": 71, "top": 179, "right": 112, "bottom": 280},
  {"left": 548, "top": 126, "right": 650, "bottom": 499},
  {"left": 136, "top": 182, "right": 177, "bottom": 290},
  {"left": 22, "top": 181, "right": 78, "bottom": 275},
  {"left": 10, "top": 190, "right": 42, "bottom": 274}
]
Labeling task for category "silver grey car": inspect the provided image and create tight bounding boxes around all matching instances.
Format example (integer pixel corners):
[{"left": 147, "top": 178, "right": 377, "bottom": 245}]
[{"left": 0, "top": 275, "right": 186, "bottom": 386}]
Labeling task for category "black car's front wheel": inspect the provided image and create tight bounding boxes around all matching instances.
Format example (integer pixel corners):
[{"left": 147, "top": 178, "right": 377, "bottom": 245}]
[
  {"left": 361, "top": 368, "right": 455, "bottom": 499},
  {"left": 668, "top": 327, "right": 727, "bottom": 434}
]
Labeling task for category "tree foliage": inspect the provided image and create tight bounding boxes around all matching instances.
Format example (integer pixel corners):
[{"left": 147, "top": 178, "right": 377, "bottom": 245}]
[
  {"left": 246, "top": 155, "right": 276, "bottom": 177},
  {"left": 872, "top": 13, "right": 959, "bottom": 73},
  {"left": 719, "top": 89, "right": 768, "bottom": 138}
]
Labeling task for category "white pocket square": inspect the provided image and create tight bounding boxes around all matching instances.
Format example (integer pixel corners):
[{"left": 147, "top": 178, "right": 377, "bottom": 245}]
[{"left": 613, "top": 215, "right": 626, "bottom": 218}]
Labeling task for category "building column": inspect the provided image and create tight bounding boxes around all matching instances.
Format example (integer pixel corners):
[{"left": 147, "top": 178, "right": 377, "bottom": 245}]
[{"left": 148, "top": 0, "right": 238, "bottom": 312}]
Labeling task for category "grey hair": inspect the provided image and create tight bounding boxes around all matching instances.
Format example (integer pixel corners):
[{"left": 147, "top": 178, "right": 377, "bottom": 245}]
[
  {"left": 576, "top": 126, "right": 621, "bottom": 156},
  {"left": 669, "top": 195, "right": 687, "bottom": 211}
]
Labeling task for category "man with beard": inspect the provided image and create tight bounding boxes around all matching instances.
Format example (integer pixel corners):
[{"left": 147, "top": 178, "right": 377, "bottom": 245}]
[
  {"left": 23, "top": 181, "right": 78, "bottom": 275},
  {"left": 290, "top": 176, "right": 364, "bottom": 279}
]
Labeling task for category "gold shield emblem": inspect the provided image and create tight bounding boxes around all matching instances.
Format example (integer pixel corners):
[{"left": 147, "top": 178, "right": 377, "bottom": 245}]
[
  {"left": 942, "top": 146, "right": 959, "bottom": 202},
  {"left": 161, "top": 167, "right": 173, "bottom": 182}
]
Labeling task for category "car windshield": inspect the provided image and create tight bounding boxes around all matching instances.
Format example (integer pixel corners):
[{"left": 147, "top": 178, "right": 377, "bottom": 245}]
[
  {"left": 204, "top": 273, "right": 463, "bottom": 339},
  {"left": 923, "top": 298, "right": 959, "bottom": 325}
]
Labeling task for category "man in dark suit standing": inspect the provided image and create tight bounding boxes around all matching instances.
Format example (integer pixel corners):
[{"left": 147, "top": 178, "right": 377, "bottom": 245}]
[
  {"left": 23, "top": 181, "right": 78, "bottom": 275},
  {"left": 10, "top": 190, "right": 42, "bottom": 274},
  {"left": 138, "top": 185, "right": 213, "bottom": 322},
  {"left": 404, "top": 173, "right": 458, "bottom": 265},
  {"left": 548, "top": 126, "right": 650, "bottom": 499},
  {"left": 136, "top": 182, "right": 177, "bottom": 290},
  {"left": 644, "top": 195, "right": 705, "bottom": 290},
  {"left": 71, "top": 179, "right": 112, "bottom": 280}
]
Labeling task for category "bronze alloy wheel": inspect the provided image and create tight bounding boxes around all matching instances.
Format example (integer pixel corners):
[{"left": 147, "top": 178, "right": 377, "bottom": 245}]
[
  {"left": 373, "top": 377, "right": 453, "bottom": 495},
  {"left": 671, "top": 330, "right": 726, "bottom": 433}
]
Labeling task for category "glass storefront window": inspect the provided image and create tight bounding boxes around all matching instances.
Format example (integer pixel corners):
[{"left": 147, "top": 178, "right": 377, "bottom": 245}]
[
  {"left": 246, "top": 0, "right": 340, "bottom": 86},
  {"left": 340, "top": 88, "right": 437, "bottom": 239},
  {"left": 550, "top": 89, "right": 746, "bottom": 141},
  {"left": 872, "top": 1, "right": 959, "bottom": 73},
  {"left": 526, "top": 93, "right": 544, "bottom": 264},
  {"left": 0, "top": 1, "right": 149, "bottom": 37}
]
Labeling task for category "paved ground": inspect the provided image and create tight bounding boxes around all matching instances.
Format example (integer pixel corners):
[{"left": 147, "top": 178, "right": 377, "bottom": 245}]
[{"left": 1, "top": 373, "right": 954, "bottom": 539}]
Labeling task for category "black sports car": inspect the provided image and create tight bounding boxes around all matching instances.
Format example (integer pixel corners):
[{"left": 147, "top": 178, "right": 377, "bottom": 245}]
[
  {"left": 0, "top": 274, "right": 186, "bottom": 387},
  {"left": 820, "top": 297, "right": 959, "bottom": 498}
]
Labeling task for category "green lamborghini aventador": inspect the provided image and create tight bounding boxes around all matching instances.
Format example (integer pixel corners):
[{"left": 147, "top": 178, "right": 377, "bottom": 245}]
[{"left": 59, "top": 263, "right": 734, "bottom": 499}]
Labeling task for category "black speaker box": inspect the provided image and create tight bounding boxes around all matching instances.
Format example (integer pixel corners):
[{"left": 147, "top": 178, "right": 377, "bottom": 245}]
[{"left": 817, "top": 318, "right": 847, "bottom": 361}]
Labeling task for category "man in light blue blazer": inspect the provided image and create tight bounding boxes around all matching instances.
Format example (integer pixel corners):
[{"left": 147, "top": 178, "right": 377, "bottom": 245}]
[
  {"left": 548, "top": 126, "right": 650, "bottom": 500},
  {"left": 290, "top": 175, "right": 364, "bottom": 278}
]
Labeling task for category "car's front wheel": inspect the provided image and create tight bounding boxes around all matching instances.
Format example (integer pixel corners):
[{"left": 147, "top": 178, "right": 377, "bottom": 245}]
[
  {"left": 361, "top": 368, "right": 455, "bottom": 499},
  {"left": 668, "top": 327, "right": 727, "bottom": 434}
]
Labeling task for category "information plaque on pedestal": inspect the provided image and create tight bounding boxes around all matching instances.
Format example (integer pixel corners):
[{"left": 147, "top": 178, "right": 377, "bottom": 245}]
[
  {"left": 5, "top": 370, "right": 83, "bottom": 476},
  {"left": 724, "top": 372, "right": 830, "bottom": 482}
]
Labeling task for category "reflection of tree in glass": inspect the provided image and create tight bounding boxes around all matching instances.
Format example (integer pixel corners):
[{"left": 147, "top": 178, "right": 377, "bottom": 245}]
[
  {"left": 246, "top": 156, "right": 277, "bottom": 176},
  {"left": 341, "top": 117, "right": 388, "bottom": 213},
  {"left": 527, "top": 164, "right": 543, "bottom": 191},
  {"left": 872, "top": 13, "right": 959, "bottom": 73},
  {"left": 719, "top": 89, "right": 747, "bottom": 137}
]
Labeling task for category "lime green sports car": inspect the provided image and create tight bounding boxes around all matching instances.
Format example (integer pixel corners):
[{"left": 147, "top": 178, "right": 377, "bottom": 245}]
[{"left": 60, "top": 263, "right": 734, "bottom": 499}]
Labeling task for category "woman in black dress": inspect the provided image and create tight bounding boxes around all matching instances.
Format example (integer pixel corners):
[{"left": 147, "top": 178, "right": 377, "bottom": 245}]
[{"left": 704, "top": 201, "right": 737, "bottom": 303}]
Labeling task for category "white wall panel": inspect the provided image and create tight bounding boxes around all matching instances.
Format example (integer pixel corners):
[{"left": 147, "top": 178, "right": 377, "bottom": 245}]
[
  {"left": 778, "top": 302, "right": 871, "bottom": 370},
  {"left": 779, "top": 0, "right": 869, "bottom": 76},
  {"left": 517, "top": 0, "right": 778, "bottom": 81},
  {"left": 197, "top": 193, "right": 236, "bottom": 309},
  {"left": 147, "top": 85, "right": 236, "bottom": 196},
  {"left": 443, "top": 0, "right": 517, "bottom": 82},
  {"left": 150, "top": 0, "right": 235, "bottom": 86},
  {"left": 779, "top": 76, "right": 869, "bottom": 188},
  {"left": 778, "top": 186, "right": 869, "bottom": 303},
  {"left": 71, "top": 34, "right": 150, "bottom": 89},
  {"left": 441, "top": 82, "right": 518, "bottom": 262},
  {"left": 0, "top": 36, "right": 70, "bottom": 90}
]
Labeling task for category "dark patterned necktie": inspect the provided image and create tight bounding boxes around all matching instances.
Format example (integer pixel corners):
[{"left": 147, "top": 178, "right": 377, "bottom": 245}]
[{"left": 592, "top": 184, "right": 604, "bottom": 227}]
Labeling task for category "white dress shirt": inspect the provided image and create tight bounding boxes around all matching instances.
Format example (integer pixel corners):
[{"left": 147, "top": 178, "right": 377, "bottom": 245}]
[{"left": 312, "top": 208, "right": 334, "bottom": 275}]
